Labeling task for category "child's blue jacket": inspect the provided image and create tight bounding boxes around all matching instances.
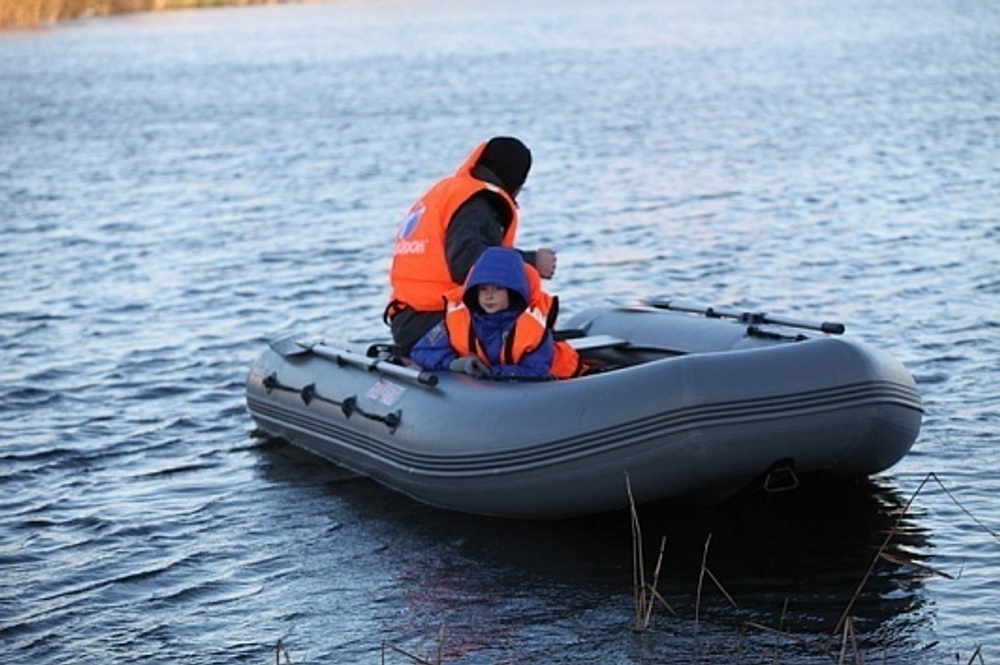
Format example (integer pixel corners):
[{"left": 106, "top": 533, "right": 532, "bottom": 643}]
[{"left": 410, "top": 248, "right": 555, "bottom": 379}]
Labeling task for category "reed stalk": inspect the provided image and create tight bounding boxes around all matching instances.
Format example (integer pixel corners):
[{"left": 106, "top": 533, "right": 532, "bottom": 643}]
[
  {"left": 435, "top": 623, "right": 445, "bottom": 665},
  {"left": 773, "top": 597, "right": 789, "bottom": 663},
  {"left": 381, "top": 642, "right": 437, "bottom": 665},
  {"left": 627, "top": 474, "right": 647, "bottom": 631},
  {"left": 836, "top": 616, "right": 861, "bottom": 665},
  {"left": 693, "top": 532, "right": 708, "bottom": 636},
  {"left": 694, "top": 532, "right": 737, "bottom": 640},
  {"left": 627, "top": 474, "right": 677, "bottom": 632},
  {"left": 274, "top": 639, "right": 293, "bottom": 664}
]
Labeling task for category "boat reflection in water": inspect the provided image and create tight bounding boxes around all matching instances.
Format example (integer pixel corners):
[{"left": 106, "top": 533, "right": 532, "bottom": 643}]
[
  {"left": 255, "top": 439, "right": 934, "bottom": 661},
  {"left": 627, "top": 475, "right": 932, "bottom": 641}
]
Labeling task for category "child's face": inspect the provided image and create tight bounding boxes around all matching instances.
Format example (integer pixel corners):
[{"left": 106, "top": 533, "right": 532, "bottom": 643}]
[{"left": 477, "top": 284, "right": 510, "bottom": 314}]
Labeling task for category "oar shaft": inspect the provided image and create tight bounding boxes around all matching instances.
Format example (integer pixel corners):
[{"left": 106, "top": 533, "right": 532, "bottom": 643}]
[
  {"left": 306, "top": 343, "right": 439, "bottom": 387},
  {"left": 647, "top": 299, "right": 845, "bottom": 335}
]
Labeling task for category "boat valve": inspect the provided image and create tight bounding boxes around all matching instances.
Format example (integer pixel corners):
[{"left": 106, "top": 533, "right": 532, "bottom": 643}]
[{"left": 763, "top": 462, "right": 799, "bottom": 493}]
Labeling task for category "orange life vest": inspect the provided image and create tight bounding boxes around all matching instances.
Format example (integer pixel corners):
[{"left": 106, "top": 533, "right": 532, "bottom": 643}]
[
  {"left": 444, "top": 265, "right": 583, "bottom": 380},
  {"left": 389, "top": 143, "right": 520, "bottom": 313}
]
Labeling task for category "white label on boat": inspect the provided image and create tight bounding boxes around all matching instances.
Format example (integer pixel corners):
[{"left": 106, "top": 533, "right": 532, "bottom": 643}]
[
  {"left": 247, "top": 364, "right": 267, "bottom": 388},
  {"left": 366, "top": 378, "right": 406, "bottom": 406}
]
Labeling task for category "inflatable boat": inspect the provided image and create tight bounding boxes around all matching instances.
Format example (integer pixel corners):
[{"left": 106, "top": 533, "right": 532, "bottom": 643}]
[{"left": 245, "top": 299, "right": 922, "bottom": 519}]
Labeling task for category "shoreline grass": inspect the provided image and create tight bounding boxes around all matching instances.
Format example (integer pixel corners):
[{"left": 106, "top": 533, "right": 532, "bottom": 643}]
[{"left": 0, "top": 0, "right": 291, "bottom": 29}]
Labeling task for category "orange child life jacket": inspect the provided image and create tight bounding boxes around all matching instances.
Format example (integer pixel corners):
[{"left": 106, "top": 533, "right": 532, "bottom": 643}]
[
  {"left": 444, "top": 265, "right": 583, "bottom": 380},
  {"left": 389, "top": 142, "right": 520, "bottom": 313}
]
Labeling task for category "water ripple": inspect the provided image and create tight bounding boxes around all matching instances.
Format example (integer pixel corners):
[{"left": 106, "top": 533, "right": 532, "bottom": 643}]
[{"left": 1, "top": 1, "right": 998, "bottom": 663}]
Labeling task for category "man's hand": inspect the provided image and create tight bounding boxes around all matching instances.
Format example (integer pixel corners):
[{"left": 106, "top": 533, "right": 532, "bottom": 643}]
[{"left": 534, "top": 247, "right": 557, "bottom": 279}]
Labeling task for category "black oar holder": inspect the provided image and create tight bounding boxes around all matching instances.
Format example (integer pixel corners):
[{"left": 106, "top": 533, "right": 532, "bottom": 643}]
[{"left": 263, "top": 373, "right": 401, "bottom": 433}]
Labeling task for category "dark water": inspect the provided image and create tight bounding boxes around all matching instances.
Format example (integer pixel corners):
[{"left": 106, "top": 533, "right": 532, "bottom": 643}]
[{"left": 2, "top": 0, "right": 998, "bottom": 662}]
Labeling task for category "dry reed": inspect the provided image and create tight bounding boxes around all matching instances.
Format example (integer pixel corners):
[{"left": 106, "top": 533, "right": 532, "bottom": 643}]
[
  {"left": 381, "top": 642, "right": 438, "bottom": 665},
  {"left": 627, "top": 473, "right": 676, "bottom": 632},
  {"left": 274, "top": 638, "right": 293, "bottom": 664},
  {"left": 380, "top": 623, "right": 446, "bottom": 665}
]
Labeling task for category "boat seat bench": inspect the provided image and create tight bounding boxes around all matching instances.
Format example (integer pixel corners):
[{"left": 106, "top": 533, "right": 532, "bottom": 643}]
[{"left": 565, "top": 334, "right": 628, "bottom": 351}]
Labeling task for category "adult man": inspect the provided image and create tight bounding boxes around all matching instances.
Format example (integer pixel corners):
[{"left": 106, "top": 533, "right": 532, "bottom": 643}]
[{"left": 385, "top": 136, "right": 557, "bottom": 354}]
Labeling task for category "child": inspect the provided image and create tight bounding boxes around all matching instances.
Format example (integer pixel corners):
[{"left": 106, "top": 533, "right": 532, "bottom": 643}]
[{"left": 410, "top": 247, "right": 577, "bottom": 380}]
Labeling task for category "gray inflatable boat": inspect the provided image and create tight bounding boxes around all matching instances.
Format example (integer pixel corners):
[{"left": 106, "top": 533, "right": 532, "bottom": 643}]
[{"left": 245, "top": 300, "right": 922, "bottom": 519}]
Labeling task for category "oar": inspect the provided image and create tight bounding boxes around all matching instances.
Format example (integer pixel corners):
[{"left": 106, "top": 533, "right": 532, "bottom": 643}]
[
  {"left": 268, "top": 336, "right": 439, "bottom": 387},
  {"left": 645, "top": 298, "right": 846, "bottom": 335}
]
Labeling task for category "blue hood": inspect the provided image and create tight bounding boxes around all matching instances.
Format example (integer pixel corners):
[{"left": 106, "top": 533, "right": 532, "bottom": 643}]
[{"left": 463, "top": 247, "right": 530, "bottom": 313}]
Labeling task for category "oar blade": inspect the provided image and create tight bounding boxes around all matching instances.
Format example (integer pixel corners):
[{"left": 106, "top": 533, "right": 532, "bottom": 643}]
[{"left": 268, "top": 334, "right": 316, "bottom": 357}]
